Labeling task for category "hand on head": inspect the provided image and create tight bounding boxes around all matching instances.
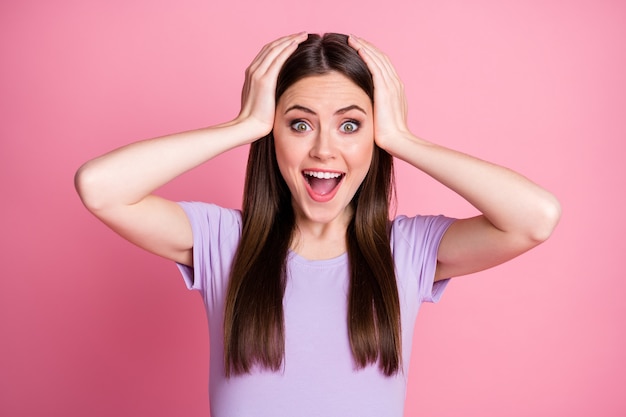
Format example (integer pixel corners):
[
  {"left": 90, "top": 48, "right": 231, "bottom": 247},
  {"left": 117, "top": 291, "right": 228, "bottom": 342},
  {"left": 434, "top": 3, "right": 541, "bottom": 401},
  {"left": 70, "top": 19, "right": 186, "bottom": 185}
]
[
  {"left": 239, "top": 32, "right": 410, "bottom": 154},
  {"left": 348, "top": 35, "right": 410, "bottom": 154},
  {"left": 238, "top": 32, "right": 309, "bottom": 139}
]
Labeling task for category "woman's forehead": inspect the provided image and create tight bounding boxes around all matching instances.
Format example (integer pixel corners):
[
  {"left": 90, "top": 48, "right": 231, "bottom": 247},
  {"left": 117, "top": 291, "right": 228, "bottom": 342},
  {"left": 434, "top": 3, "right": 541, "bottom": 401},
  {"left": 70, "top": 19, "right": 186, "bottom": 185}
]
[{"left": 277, "top": 72, "right": 371, "bottom": 113}]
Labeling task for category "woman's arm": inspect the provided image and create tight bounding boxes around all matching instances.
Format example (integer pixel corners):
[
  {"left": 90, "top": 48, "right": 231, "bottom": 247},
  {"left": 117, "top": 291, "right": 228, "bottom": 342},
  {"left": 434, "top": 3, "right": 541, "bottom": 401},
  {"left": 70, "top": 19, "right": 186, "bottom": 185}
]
[
  {"left": 349, "top": 35, "right": 561, "bottom": 280},
  {"left": 382, "top": 137, "right": 560, "bottom": 281},
  {"left": 75, "top": 33, "right": 308, "bottom": 266}
]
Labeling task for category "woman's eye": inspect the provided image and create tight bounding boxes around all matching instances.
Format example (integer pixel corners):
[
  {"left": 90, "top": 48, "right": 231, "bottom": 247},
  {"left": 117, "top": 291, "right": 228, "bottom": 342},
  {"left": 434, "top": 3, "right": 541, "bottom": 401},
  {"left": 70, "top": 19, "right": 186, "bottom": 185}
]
[
  {"left": 291, "top": 121, "right": 311, "bottom": 132},
  {"left": 340, "top": 121, "right": 360, "bottom": 133}
]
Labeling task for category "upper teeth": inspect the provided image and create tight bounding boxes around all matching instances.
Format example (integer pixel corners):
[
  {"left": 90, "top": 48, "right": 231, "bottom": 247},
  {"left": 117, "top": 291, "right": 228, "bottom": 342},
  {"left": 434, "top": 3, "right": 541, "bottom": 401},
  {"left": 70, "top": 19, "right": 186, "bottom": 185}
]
[{"left": 304, "top": 171, "right": 342, "bottom": 179}]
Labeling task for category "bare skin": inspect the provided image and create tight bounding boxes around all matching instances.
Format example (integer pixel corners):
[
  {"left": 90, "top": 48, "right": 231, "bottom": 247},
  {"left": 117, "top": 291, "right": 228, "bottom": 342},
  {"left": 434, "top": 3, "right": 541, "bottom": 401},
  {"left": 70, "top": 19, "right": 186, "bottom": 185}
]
[
  {"left": 75, "top": 33, "right": 309, "bottom": 267},
  {"left": 347, "top": 35, "right": 561, "bottom": 280},
  {"left": 75, "top": 32, "right": 561, "bottom": 281},
  {"left": 273, "top": 73, "right": 375, "bottom": 260}
]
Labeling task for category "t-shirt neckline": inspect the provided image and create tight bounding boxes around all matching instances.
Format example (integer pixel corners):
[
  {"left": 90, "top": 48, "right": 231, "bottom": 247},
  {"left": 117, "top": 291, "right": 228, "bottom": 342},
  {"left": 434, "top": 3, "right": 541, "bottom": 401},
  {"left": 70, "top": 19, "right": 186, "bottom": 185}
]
[{"left": 287, "top": 250, "right": 348, "bottom": 267}]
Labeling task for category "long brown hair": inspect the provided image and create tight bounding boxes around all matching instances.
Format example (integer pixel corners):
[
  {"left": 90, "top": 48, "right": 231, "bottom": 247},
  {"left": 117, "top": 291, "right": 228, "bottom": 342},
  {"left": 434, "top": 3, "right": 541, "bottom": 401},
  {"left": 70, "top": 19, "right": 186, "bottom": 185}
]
[{"left": 224, "top": 33, "right": 400, "bottom": 376}]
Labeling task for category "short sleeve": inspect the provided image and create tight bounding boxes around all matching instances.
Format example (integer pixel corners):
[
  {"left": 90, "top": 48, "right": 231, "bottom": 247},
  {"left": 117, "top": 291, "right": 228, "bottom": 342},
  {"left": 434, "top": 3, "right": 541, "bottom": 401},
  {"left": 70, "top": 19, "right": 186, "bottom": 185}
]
[
  {"left": 391, "top": 214, "right": 456, "bottom": 304},
  {"left": 175, "top": 202, "right": 241, "bottom": 300}
]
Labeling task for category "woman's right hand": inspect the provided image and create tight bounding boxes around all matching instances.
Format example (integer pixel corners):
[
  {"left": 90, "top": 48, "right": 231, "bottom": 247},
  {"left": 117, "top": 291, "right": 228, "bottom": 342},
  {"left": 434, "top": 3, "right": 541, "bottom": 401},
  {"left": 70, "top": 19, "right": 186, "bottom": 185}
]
[
  {"left": 236, "top": 32, "right": 308, "bottom": 139},
  {"left": 75, "top": 33, "right": 308, "bottom": 267}
]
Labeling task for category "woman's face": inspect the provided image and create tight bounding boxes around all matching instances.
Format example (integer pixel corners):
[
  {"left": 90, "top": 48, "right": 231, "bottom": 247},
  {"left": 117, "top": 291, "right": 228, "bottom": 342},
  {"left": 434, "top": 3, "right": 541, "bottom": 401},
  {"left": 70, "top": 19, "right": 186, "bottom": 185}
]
[{"left": 273, "top": 71, "right": 374, "bottom": 227}]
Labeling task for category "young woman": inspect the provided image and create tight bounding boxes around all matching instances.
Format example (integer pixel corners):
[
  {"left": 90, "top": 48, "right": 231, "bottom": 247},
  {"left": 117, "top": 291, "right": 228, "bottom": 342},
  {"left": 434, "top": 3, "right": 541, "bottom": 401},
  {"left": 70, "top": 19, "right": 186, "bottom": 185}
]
[{"left": 75, "top": 32, "right": 561, "bottom": 416}]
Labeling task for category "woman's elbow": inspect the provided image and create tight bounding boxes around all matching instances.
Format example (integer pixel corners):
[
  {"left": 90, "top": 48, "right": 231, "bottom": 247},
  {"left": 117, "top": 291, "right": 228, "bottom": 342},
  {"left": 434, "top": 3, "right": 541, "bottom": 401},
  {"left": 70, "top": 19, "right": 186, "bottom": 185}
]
[
  {"left": 74, "top": 162, "right": 108, "bottom": 212},
  {"left": 529, "top": 193, "right": 562, "bottom": 243}
]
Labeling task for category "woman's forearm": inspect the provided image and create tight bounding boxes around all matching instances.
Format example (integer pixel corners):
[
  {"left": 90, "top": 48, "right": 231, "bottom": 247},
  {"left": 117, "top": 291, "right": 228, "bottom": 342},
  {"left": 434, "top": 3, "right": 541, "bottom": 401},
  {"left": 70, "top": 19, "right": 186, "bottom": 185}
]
[
  {"left": 387, "top": 133, "right": 561, "bottom": 242},
  {"left": 75, "top": 118, "right": 262, "bottom": 211}
]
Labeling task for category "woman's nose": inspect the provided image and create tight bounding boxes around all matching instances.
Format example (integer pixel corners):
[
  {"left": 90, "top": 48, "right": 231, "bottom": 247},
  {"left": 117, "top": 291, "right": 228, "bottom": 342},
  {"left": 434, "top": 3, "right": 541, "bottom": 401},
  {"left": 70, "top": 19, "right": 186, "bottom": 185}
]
[{"left": 309, "top": 130, "right": 336, "bottom": 161}]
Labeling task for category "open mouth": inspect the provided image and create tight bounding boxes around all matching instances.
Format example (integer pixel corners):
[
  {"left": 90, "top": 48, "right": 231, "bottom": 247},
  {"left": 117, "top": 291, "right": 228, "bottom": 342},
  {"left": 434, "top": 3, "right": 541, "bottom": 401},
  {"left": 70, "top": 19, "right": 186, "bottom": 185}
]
[{"left": 302, "top": 170, "right": 345, "bottom": 197}]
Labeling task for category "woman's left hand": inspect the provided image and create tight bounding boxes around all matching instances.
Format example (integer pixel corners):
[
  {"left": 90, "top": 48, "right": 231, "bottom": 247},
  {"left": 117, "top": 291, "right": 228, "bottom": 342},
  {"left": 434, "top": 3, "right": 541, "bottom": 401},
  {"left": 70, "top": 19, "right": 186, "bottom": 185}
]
[
  {"left": 348, "top": 35, "right": 410, "bottom": 155},
  {"left": 349, "top": 35, "right": 561, "bottom": 282}
]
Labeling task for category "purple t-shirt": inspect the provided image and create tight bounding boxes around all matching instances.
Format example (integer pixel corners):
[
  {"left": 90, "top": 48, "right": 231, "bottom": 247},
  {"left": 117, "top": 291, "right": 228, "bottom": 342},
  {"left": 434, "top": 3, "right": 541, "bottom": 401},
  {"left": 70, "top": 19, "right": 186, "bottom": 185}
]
[{"left": 176, "top": 202, "right": 455, "bottom": 417}]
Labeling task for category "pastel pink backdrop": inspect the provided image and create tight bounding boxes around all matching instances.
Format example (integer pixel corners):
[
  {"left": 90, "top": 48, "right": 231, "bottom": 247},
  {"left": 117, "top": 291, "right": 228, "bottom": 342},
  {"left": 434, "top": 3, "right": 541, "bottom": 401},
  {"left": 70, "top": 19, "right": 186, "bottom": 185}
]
[{"left": 1, "top": 0, "right": 624, "bottom": 416}]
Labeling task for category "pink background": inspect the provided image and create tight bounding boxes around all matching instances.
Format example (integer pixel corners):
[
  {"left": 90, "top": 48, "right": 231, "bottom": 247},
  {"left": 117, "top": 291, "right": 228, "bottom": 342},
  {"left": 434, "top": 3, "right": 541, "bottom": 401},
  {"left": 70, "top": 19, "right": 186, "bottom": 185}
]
[{"left": 1, "top": 0, "right": 624, "bottom": 416}]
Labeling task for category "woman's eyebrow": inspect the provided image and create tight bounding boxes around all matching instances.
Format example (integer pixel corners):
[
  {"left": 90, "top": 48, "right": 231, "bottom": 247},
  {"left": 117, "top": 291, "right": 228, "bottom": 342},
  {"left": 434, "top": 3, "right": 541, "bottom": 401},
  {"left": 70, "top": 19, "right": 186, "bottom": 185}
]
[
  {"left": 284, "top": 104, "right": 367, "bottom": 115},
  {"left": 284, "top": 104, "right": 316, "bottom": 115},
  {"left": 334, "top": 105, "right": 367, "bottom": 115}
]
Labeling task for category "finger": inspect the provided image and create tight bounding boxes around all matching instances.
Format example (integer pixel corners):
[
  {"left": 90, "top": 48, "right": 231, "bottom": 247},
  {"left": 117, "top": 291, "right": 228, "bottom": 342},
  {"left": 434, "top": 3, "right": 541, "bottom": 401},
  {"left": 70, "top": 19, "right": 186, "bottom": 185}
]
[
  {"left": 350, "top": 36, "right": 408, "bottom": 124},
  {"left": 350, "top": 35, "right": 400, "bottom": 83},
  {"left": 261, "top": 32, "right": 308, "bottom": 76},
  {"left": 251, "top": 32, "right": 305, "bottom": 64},
  {"left": 352, "top": 37, "right": 407, "bottom": 108},
  {"left": 240, "top": 32, "right": 307, "bottom": 110},
  {"left": 248, "top": 32, "right": 307, "bottom": 76},
  {"left": 355, "top": 43, "right": 394, "bottom": 95},
  {"left": 349, "top": 35, "right": 387, "bottom": 79}
]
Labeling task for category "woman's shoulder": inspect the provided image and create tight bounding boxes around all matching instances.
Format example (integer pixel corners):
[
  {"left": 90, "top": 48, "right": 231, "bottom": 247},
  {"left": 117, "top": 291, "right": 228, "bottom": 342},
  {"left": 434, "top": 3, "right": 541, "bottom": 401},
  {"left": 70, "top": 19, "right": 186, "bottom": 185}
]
[
  {"left": 177, "top": 201, "right": 242, "bottom": 232},
  {"left": 390, "top": 213, "right": 456, "bottom": 248}
]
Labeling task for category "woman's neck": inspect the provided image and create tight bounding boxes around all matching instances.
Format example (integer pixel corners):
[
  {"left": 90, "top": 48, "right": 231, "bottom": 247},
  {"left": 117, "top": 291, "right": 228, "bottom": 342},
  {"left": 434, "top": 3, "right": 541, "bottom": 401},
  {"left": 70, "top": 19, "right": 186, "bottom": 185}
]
[{"left": 290, "top": 209, "right": 352, "bottom": 260}]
